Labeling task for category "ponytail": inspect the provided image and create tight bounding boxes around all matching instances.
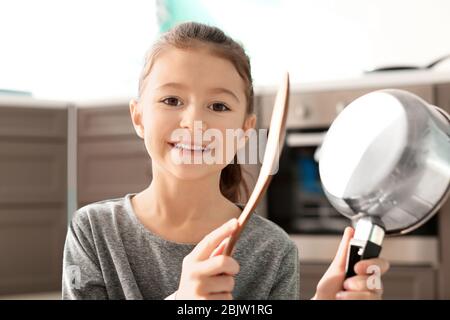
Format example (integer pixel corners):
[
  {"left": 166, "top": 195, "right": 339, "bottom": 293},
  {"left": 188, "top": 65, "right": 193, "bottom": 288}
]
[{"left": 220, "top": 157, "right": 250, "bottom": 203}]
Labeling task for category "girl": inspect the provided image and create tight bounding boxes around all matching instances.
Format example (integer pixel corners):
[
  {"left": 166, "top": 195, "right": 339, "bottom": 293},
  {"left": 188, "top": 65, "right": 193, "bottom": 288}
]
[{"left": 62, "top": 22, "right": 389, "bottom": 300}]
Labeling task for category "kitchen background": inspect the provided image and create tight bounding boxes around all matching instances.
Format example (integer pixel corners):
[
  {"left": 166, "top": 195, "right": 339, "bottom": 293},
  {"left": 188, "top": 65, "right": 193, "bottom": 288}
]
[{"left": 0, "top": 0, "right": 449, "bottom": 299}]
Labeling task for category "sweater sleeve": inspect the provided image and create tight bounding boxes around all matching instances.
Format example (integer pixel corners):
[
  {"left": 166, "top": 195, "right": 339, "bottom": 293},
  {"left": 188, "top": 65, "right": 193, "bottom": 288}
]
[
  {"left": 62, "top": 213, "right": 108, "bottom": 300},
  {"left": 268, "top": 243, "right": 300, "bottom": 300}
]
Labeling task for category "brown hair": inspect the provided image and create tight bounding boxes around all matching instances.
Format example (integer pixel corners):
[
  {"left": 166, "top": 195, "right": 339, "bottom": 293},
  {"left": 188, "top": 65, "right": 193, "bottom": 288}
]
[{"left": 138, "top": 22, "right": 254, "bottom": 203}]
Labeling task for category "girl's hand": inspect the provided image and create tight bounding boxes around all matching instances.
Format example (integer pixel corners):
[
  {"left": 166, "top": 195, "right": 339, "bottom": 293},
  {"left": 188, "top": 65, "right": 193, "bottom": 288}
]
[
  {"left": 313, "top": 227, "right": 390, "bottom": 300},
  {"left": 176, "top": 218, "right": 240, "bottom": 300}
]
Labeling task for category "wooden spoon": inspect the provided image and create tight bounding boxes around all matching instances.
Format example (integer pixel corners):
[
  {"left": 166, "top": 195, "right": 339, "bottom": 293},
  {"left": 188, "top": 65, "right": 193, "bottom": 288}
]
[{"left": 223, "top": 72, "right": 290, "bottom": 256}]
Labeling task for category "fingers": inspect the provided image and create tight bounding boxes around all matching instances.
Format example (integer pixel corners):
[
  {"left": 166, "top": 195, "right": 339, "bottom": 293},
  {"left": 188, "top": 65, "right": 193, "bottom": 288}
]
[
  {"left": 342, "top": 258, "right": 389, "bottom": 300},
  {"left": 343, "top": 275, "right": 368, "bottom": 291},
  {"left": 208, "top": 293, "right": 233, "bottom": 300},
  {"left": 197, "top": 255, "right": 240, "bottom": 277},
  {"left": 330, "top": 226, "right": 355, "bottom": 271},
  {"left": 354, "top": 258, "right": 390, "bottom": 276},
  {"left": 177, "top": 254, "right": 238, "bottom": 299},
  {"left": 314, "top": 227, "right": 355, "bottom": 300},
  {"left": 336, "top": 290, "right": 382, "bottom": 300},
  {"left": 197, "top": 275, "right": 235, "bottom": 295},
  {"left": 191, "top": 218, "right": 238, "bottom": 261},
  {"left": 343, "top": 275, "right": 383, "bottom": 294},
  {"left": 177, "top": 220, "right": 240, "bottom": 300},
  {"left": 210, "top": 237, "right": 230, "bottom": 258}
]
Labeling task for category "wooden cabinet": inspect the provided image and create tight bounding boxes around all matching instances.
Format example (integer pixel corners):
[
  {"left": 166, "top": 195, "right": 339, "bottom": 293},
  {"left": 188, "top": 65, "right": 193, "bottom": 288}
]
[
  {"left": 77, "top": 139, "right": 150, "bottom": 206},
  {"left": 0, "top": 207, "right": 66, "bottom": 293},
  {"left": 435, "top": 83, "right": 450, "bottom": 113},
  {"left": 435, "top": 83, "right": 450, "bottom": 299},
  {"left": 76, "top": 104, "right": 151, "bottom": 208},
  {"left": 0, "top": 101, "right": 67, "bottom": 295},
  {"left": 300, "top": 264, "right": 437, "bottom": 300},
  {"left": 0, "top": 142, "right": 67, "bottom": 203}
]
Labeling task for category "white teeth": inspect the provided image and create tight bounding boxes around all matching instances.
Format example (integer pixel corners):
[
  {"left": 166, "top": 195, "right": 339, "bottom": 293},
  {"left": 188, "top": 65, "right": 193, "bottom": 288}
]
[{"left": 173, "top": 143, "right": 209, "bottom": 152}]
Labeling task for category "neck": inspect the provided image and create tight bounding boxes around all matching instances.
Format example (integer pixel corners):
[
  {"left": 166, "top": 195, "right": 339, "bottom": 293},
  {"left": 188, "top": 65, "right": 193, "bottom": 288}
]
[{"left": 136, "top": 165, "right": 236, "bottom": 227}]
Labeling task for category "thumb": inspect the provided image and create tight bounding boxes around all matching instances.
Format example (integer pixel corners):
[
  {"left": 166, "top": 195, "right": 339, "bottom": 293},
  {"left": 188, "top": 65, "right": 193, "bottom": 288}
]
[
  {"left": 315, "top": 226, "right": 355, "bottom": 299},
  {"left": 191, "top": 218, "right": 238, "bottom": 261},
  {"left": 210, "top": 236, "right": 230, "bottom": 258},
  {"left": 330, "top": 226, "right": 355, "bottom": 273}
]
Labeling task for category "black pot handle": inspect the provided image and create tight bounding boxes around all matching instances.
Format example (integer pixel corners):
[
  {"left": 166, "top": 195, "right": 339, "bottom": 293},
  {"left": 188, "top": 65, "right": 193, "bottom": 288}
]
[{"left": 345, "top": 238, "right": 382, "bottom": 278}]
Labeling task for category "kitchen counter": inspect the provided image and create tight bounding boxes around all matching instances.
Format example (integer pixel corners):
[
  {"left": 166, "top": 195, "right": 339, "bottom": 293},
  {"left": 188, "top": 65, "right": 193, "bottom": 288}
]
[
  {"left": 255, "top": 70, "right": 450, "bottom": 93},
  {"left": 2, "top": 70, "right": 450, "bottom": 107},
  {"left": 290, "top": 235, "right": 439, "bottom": 267},
  {"left": 0, "top": 94, "right": 68, "bottom": 109}
]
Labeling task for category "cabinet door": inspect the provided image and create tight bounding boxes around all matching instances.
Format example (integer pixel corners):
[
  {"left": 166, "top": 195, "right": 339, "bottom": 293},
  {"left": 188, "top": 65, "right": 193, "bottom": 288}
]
[
  {"left": 0, "top": 105, "right": 67, "bottom": 295},
  {"left": 78, "top": 105, "right": 135, "bottom": 139},
  {"left": 77, "top": 139, "right": 151, "bottom": 206},
  {"left": 77, "top": 105, "right": 151, "bottom": 207},
  {"left": 299, "top": 264, "right": 436, "bottom": 300},
  {"left": 299, "top": 264, "right": 327, "bottom": 300},
  {"left": 381, "top": 266, "right": 436, "bottom": 299},
  {"left": 0, "top": 207, "right": 65, "bottom": 294},
  {"left": 436, "top": 83, "right": 450, "bottom": 113},
  {"left": 435, "top": 83, "right": 450, "bottom": 299},
  {"left": 0, "top": 106, "right": 67, "bottom": 139},
  {"left": 0, "top": 142, "right": 67, "bottom": 204}
]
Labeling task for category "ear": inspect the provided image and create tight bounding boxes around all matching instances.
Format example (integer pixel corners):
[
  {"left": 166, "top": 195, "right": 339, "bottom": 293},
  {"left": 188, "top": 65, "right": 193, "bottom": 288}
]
[
  {"left": 237, "top": 113, "right": 257, "bottom": 149},
  {"left": 243, "top": 113, "right": 257, "bottom": 132},
  {"left": 129, "top": 99, "right": 145, "bottom": 139}
]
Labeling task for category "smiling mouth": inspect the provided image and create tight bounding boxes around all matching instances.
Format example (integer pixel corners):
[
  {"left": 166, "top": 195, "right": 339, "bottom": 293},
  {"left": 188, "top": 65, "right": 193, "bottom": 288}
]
[{"left": 168, "top": 142, "right": 212, "bottom": 153}]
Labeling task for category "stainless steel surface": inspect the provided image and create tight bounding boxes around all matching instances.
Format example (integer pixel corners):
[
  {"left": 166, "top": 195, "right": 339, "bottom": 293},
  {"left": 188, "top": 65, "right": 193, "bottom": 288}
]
[
  {"left": 353, "top": 217, "right": 385, "bottom": 246},
  {"left": 319, "top": 89, "right": 450, "bottom": 235}
]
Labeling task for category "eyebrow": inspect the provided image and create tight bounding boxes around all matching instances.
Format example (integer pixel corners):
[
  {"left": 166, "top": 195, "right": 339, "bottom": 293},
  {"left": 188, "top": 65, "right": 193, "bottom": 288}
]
[{"left": 156, "top": 82, "right": 241, "bottom": 103}]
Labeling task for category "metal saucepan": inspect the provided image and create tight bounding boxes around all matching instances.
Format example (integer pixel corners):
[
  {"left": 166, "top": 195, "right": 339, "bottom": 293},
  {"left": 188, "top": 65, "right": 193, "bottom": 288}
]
[{"left": 318, "top": 89, "right": 450, "bottom": 278}]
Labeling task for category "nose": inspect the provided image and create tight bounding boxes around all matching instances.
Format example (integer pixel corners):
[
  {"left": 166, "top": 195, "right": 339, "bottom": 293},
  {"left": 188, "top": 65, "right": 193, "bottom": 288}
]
[{"left": 179, "top": 104, "right": 208, "bottom": 133}]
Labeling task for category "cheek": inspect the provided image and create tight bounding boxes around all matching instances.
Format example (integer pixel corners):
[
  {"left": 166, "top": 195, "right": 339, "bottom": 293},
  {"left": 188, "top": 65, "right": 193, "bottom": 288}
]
[
  {"left": 207, "top": 124, "right": 246, "bottom": 166},
  {"left": 141, "top": 111, "right": 175, "bottom": 156}
]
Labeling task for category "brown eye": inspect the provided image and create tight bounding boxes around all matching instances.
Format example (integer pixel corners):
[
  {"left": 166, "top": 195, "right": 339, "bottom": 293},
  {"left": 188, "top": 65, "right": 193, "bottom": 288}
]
[
  {"left": 209, "top": 103, "right": 230, "bottom": 112},
  {"left": 162, "top": 97, "right": 181, "bottom": 106}
]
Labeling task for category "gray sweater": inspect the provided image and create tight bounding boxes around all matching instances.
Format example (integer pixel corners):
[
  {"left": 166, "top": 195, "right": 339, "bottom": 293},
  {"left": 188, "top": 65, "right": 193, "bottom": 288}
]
[{"left": 62, "top": 193, "right": 300, "bottom": 300}]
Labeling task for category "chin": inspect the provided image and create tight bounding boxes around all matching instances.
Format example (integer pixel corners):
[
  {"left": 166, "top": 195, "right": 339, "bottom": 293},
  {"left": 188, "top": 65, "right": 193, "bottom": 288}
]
[
  {"left": 167, "top": 154, "right": 227, "bottom": 181},
  {"left": 167, "top": 164, "right": 218, "bottom": 181}
]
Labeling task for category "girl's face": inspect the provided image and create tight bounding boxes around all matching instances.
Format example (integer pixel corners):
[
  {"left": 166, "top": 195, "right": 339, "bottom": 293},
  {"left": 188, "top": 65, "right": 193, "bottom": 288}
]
[{"left": 130, "top": 47, "right": 256, "bottom": 181}]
